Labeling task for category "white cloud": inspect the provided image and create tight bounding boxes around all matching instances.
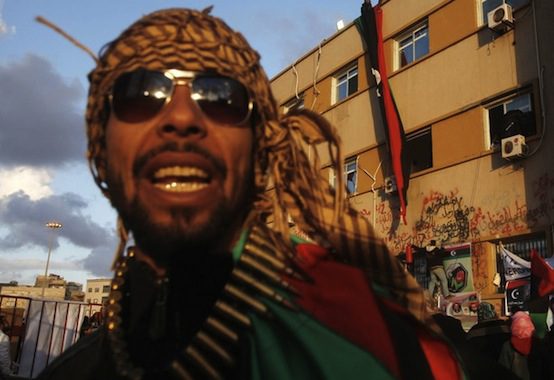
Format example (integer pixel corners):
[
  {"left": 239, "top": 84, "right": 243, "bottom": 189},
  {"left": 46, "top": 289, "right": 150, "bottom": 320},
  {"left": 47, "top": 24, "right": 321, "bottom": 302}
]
[
  {"left": 0, "top": 166, "right": 53, "bottom": 200},
  {"left": 0, "top": 257, "right": 80, "bottom": 272},
  {"left": 0, "top": 0, "right": 15, "bottom": 37}
]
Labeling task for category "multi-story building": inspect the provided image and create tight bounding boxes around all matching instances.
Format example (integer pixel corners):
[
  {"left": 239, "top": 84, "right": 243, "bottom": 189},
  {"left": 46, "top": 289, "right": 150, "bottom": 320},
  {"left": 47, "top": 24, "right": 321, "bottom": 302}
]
[
  {"left": 34, "top": 273, "right": 66, "bottom": 289},
  {"left": 84, "top": 278, "right": 111, "bottom": 305},
  {"left": 271, "top": 0, "right": 553, "bottom": 311}
]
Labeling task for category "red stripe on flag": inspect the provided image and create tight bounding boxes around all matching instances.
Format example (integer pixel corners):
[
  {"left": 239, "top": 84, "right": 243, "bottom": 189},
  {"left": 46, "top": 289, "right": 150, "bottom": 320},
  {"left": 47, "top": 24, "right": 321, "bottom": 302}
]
[{"left": 374, "top": 6, "right": 407, "bottom": 224}]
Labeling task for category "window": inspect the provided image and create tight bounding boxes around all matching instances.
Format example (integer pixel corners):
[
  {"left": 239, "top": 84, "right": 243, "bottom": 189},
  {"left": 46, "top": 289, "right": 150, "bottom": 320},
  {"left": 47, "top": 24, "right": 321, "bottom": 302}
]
[
  {"left": 406, "top": 127, "right": 432, "bottom": 173},
  {"left": 329, "top": 156, "right": 358, "bottom": 195},
  {"left": 480, "top": 0, "right": 529, "bottom": 25},
  {"left": 102, "top": 285, "right": 111, "bottom": 293},
  {"left": 88, "top": 288, "right": 92, "bottom": 293},
  {"left": 333, "top": 65, "right": 358, "bottom": 103},
  {"left": 94, "top": 287, "right": 99, "bottom": 293},
  {"left": 396, "top": 22, "right": 429, "bottom": 69},
  {"left": 283, "top": 95, "right": 305, "bottom": 114},
  {"left": 345, "top": 158, "right": 358, "bottom": 194},
  {"left": 486, "top": 91, "right": 536, "bottom": 147}
]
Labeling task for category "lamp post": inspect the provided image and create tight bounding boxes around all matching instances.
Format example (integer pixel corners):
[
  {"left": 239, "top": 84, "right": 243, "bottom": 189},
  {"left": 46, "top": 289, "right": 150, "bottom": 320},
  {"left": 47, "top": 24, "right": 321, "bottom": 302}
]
[{"left": 42, "top": 221, "right": 62, "bottom": 297}]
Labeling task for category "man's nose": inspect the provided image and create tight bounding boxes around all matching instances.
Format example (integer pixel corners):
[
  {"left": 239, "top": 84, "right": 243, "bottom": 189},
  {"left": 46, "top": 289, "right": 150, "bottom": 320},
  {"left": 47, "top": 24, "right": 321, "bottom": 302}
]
[{"left": 156, "top": 85, "right": 207, "bottom": 138}]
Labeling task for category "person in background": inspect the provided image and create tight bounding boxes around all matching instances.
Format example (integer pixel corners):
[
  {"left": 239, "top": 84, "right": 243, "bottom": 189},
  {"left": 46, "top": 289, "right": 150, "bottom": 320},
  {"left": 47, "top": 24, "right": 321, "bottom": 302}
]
[
  {"left": 426, "top": 240, "right": 451, "bottom": 299},
  {"left": 498, "top": 311, "right": 535, "bottom": 380},
  {"left": 467, "top": 302, "right": 510, "bottom": 362},
  {"left": 0, "top": 316, "right": 12, "bottom": 377}
]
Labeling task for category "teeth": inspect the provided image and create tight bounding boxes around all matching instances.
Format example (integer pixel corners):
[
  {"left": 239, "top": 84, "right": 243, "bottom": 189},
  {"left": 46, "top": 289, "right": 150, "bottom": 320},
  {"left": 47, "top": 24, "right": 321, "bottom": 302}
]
[
  {"left": 154, "top": 166, "right": 208, "bottom": 179},
  {"left": 154, "top": 182, "right": 209, "bottom": 192}
]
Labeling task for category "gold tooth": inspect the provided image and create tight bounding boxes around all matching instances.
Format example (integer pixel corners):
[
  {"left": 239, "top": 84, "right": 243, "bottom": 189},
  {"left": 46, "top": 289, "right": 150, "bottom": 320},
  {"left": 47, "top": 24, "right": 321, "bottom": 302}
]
[
  {"left": 170, "top": 360, "right": 195, "bottom": 380},
  {"left": 186, "top": 345, "right": 223, "bottom": 380},
  {"left": 223, "top": 284, "right": 268, "bottom": 314},
  {"left": 214, "top": 301, "right": 251, "bottom": 327},
  {"left": 232, "top": 269, "right": 298, "bottom": 311},
  {"left": 206, "top": 317, "right": 239, "bottom": 342},
  {"left": 196, "top": 331, "right": 234, "bottom": 366}
]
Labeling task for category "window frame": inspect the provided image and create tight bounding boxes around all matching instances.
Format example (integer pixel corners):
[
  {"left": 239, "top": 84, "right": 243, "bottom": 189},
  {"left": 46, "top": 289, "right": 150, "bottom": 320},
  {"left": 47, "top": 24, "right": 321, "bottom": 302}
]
[
  {"left": 395, "top": 21, "right": 429, "bottom": 70},
  {"left": 405, "top": 126, "right": 433, "bottom": 174},
  {"left": 282, "top": 94, "right": 305, "bottom": 114},
  {"left": 328, "top": 156, "right": 358, "bottom": 196},
  {"left": 344, "top": 157, "right": 358, "bottom": 195},
  {"left": 484, "top": 89, "right": 537, "bottom": 149},
  {"left": 332, "top": 64, "right": 359, "bottom": 104}
]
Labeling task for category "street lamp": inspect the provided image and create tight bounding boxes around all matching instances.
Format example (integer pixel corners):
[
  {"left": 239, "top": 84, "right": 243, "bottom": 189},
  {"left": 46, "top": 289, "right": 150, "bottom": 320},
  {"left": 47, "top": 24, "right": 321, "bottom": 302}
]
[{"left": 42, "top": 221, "right": 63, "bottom": 297}]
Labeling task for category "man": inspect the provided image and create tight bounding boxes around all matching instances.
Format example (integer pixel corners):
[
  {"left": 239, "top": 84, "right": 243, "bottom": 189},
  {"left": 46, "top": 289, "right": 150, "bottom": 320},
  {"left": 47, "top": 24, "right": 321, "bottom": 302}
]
[
  {"left": 425, "top": 240, "right": 452, "bottom": 299},
  {"left": 39, "top": 8, "right": 464, "bottom": 380}
]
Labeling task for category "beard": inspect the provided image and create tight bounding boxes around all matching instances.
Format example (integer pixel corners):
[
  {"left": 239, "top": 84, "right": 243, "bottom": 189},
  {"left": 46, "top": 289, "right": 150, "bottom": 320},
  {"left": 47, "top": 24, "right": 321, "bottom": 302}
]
[
  {"left": 106, "top": 145, "right": 255, "bottom": 267},
  {"left": 124, "top": 197, "right": 240, "bottom": 266}
]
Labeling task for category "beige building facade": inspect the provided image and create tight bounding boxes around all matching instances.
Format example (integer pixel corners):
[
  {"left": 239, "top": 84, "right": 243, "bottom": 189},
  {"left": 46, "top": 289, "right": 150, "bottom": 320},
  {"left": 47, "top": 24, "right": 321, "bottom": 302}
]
[
  {"left": 271, "top": 0, "right": 553, "bottom": 295},
  {"left": 84, "top": 278, "right": 111, "bottom": 305}
]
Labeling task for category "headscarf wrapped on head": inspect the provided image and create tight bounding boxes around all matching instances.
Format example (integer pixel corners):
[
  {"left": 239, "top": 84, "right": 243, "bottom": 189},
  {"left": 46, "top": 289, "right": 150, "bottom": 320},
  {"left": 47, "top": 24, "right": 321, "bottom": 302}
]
[
  {"left": 85, "top": 7, "right": 431, "bottom": 326},
  {"left": 510, "top": 311, "right": 535, "bottom": 355}
]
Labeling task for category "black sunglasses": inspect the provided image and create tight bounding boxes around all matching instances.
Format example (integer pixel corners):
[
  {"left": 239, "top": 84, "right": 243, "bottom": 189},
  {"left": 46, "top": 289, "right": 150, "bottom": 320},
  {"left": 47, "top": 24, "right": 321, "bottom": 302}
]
[{"left": 110, "top": 69, "right": 254, "bottom": 125}]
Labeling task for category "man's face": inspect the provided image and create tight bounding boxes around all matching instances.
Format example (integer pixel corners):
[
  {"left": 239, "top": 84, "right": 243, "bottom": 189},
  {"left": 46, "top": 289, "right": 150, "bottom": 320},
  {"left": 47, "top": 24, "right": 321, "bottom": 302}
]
[{"left": 104, "top": 74, "right": 255, "bottom": 259}]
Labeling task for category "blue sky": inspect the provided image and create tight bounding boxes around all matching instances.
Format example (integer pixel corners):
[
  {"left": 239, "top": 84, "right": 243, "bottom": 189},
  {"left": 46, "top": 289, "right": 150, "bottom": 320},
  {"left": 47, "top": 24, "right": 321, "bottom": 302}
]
[{"left": 0, "top": 1, "right": 366, "bottom": 286}]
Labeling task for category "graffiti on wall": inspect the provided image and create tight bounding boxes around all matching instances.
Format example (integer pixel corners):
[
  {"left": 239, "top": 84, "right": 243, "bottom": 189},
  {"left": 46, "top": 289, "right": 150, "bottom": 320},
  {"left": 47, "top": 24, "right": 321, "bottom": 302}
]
[
  {"left": 358, "top": 173, "right": 554, "bottom": 253},
  {"left": 416, "top": 190, "right": 475, "bottom": 242}
]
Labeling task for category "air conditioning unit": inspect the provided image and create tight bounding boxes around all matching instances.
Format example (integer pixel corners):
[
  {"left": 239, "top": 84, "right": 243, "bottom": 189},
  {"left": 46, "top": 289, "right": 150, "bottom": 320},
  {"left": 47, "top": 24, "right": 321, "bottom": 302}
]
[
  {"left": 501, "top": 134, "right": 527, "bottom": 160},
  {"left": 384, "top": 176, "right": 397, "bottom": 194},
  {"left": 487, "top": 3, "right": 514, "bottom": 32}
]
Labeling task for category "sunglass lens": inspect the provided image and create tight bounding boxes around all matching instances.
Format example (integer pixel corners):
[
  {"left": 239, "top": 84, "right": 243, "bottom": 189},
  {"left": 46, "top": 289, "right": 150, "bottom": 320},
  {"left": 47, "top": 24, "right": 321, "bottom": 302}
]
[
  {"left": 192, "top": 77, "right": 250, "bottom": 125},
  {"left": 112, "top": 70, "right": 172, "bottom": 123}
]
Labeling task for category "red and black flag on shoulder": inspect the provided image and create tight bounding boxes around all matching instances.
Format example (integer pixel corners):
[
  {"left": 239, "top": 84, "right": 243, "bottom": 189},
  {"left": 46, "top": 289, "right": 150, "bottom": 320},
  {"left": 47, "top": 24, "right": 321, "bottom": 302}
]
[{"left": 356, "top": 0, "right": 410, "bottom": 224}]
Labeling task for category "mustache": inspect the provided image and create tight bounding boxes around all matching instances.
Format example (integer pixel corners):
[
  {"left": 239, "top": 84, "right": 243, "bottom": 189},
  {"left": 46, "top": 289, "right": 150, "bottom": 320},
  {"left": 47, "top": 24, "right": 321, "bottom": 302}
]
[{"left": 133, "top": 142, "right": 227, "bottom": 178}]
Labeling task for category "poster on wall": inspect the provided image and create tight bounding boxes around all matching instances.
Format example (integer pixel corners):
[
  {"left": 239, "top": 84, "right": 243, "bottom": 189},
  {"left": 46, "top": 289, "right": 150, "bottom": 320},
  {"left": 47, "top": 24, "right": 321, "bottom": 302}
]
[
  {"left": 443, "top": 243, "right": 474, "bottom": 294},
  {"left": 440, "top": 291, "right": 479, "bottom": 329},
  {"left": 505, "top": 278, "right": 531, "bottom": 315}
]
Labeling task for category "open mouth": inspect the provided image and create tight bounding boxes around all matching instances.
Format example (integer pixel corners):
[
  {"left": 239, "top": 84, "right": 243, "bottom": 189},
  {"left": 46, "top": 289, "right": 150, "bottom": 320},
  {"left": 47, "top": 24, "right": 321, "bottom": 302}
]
[{"left": 151, "top": 165, "right": 211, "bottom": 192}]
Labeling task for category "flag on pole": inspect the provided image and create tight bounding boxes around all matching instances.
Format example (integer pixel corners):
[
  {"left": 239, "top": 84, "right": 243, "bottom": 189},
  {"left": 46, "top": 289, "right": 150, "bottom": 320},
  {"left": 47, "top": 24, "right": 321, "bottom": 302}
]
[
  {"left": 357, "top": 1, "right": 410, "bottom": 224},
  {"left": 500, "top": 244, "right": 531, "bottom": 281}
]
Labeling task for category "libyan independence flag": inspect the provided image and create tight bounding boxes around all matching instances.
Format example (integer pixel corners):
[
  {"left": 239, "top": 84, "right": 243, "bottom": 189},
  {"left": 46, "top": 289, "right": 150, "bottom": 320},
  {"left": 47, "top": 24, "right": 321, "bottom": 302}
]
[{"left": 356, "top": 1, "right": 410, "bottom": 224}]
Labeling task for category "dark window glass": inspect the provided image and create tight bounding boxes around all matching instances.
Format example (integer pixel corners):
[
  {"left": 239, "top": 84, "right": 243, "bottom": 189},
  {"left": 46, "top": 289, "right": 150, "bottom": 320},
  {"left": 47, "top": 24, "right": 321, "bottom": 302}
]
[
  {"left": 335, "top": 66, "right": 358, "bottom": 102},
  {"left": 398, "top": 23, "right": 428, "bottom": 68},
  {"left": 406, "top": 127, "right": 432, "bottom": 173},
  {"left": 488, "top": 92, "right": 535, "bottom": 147}
]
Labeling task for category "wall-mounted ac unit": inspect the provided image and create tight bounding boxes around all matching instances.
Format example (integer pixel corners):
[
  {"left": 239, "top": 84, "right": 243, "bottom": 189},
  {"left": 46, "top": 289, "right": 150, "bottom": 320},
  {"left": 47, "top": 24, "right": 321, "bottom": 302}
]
[
  {"left": 501, "top": 134, "right": 527, "bottom": 160},
  {"left": 487, "top": 3, "right": 514, "bottom": 32},
  {"left": 384, "top": 176, "right": 397, "bottom": 194}
]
